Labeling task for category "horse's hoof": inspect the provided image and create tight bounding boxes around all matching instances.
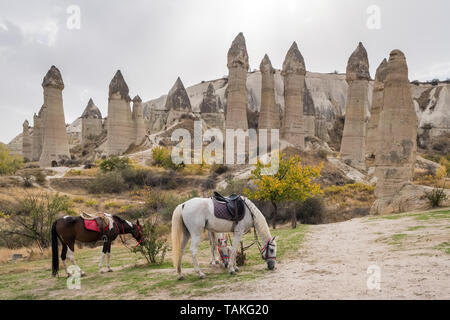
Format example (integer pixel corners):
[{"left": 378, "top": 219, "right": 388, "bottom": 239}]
[
  {"left": 199, "top": 273, "right": 206, "bottom": 279},
  {"left": 230, "top": 270, "right": 236, "bottom": 275},
  {"left": 107, "top": 268, "right": 113, "bottom": 273},
  {"left": 178, "top": 275, "right": 185, "bottom": 281},
  {"left": 81, "top": 272, "right": 87, "bottom": 277},
  {"left": 235, "top": 267, "right": 240, "bottom": 272}
]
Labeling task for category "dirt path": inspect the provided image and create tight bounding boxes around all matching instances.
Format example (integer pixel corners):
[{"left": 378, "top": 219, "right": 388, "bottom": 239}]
[{"left": 204, "top": 210, "right": 450, "bottom": 300}]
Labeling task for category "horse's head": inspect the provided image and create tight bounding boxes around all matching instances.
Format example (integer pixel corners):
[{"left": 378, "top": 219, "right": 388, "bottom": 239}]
[
  {"left": 131, "top": 219, "right": 144, "bottom": 246},
  {"left": 217, "top": 237, "right": 231, "bottom": 268},
  {"left": 261, "top": 236, "right": 277, "bottom": 270}
]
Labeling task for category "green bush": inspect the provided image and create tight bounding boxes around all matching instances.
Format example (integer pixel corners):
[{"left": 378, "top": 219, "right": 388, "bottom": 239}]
[
  {"left": 2, "top": 193, "right": 74, "bottom": 250},
  {"left": 295, "top": 196, "right": 326, "bottom": 224},
  {"left": 88, "top": 171, "right": 128, "bottom": 194},
  {"left": 151, "top": 146, "right": 184, "bottom": 171},
  {"left": 425, "top": 188, "right": 448, "bottom": 208},
  {"left": 132, "top": 215, "right": 168, "bottom": 264},
  {"left": 0, "top": 144, "right": 23, "bottom": 175},
  {"left": 99, "top": 156, "right": 132, "bottom": 172}
]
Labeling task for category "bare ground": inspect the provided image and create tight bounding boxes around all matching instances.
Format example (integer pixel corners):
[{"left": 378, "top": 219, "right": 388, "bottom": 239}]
[{"left": 203, "top": 209, "right": 450, "bottom": 300}]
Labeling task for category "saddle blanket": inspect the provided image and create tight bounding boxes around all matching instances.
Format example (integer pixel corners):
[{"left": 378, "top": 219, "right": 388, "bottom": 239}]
[
  {"left": 213, "top": 199, "right": 245, "bottom": 222},
  {"left": 84, "top": 220, "right": 109, "bottom": 233}
]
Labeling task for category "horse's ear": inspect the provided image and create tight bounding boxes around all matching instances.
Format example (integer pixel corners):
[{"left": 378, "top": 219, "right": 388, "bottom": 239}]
[
  {"left": 136, "top": 219, "right": 140, "bottom": 226},
  {"left": 272, "top": 236, "right": 278, "bottom": 242}
]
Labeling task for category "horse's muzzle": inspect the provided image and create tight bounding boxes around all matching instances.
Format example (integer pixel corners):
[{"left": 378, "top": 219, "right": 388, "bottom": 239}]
[{"left": 267, "top": 259, "right": 275, "bottom": 270}]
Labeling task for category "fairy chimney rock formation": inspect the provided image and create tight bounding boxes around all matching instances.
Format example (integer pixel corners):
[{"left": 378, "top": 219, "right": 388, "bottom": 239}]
[
  {"left": 81, "top": 98, "right": 103, "bottom": 145},
  {"left": 165, "top": 77, "right": 192, "bottom": 125},
  {"left": 32, "top": 105, "right": 46, "bottom": 161},
  {"left": 132, "top": 95, "right": 146, "bottom": 145},
  {"left": 340, "top": 42, "right": 370, "bottom": 169},
  {"left": 303, "top": 83, "right": 316, "bottom": 137},
  {"left": 372, "top": 50, "right": 418, "bottom": 214},
  {"left": 281, "top": 42, "right": 306, "bottom": 148},
  {"left": 39, "top": 66, "right": 70, "bottom": 167},
  {"left": 258, "top": 54, "right": 280, "bottom": 130},
  {"left": 200, "top": 83, "right": 225, "bottom": 129},
  {"left": 225, "top": 32, "right": 249, "bottom": 130},
  {"left": 22, "top": 120, "right": 32, "bottom": 161},
  {"left": 106, "top": 70, "right": 134, "bottom": 156},
  {"left": 366, "top": 58, "right": 388, "bottom": 157}
]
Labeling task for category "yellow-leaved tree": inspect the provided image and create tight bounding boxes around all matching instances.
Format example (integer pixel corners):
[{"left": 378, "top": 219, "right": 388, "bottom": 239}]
[{"left": 246, "top": 153, "right": 323, "bottom": 229}]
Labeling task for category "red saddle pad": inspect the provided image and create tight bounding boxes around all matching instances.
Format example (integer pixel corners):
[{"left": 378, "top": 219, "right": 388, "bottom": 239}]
[{"left": 83, "top": 219, "right": 108, "bottom": 232}]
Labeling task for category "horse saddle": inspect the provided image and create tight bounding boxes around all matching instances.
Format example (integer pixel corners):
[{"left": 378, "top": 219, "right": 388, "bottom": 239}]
[
  {"left": 81, "top": 212, "right": 112, "bottom": 233},
  {"left": 212, "top": 192, "right": 245, "bottom": 222}
]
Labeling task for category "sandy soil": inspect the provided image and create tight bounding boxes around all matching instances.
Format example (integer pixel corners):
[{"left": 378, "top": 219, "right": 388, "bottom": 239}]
[{"left": 204, "top": 210, "right": 450, "bottom": 300}]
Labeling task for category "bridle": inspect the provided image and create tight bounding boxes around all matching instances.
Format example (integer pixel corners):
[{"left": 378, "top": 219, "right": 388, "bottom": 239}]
[
  {"left": 242, "top": 197, "right": 277, "bottom": 261},
  {"left": 259, "top": 237, "right": 277, "bottom": 261},
  {"left": 114, "top": 221, "right": 144, "bottom": 250}
]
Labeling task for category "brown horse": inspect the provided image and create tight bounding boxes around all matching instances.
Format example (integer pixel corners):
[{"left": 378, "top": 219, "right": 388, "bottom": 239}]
[{"left": 51, "top": 215, "right": 143, "bottom": 277}]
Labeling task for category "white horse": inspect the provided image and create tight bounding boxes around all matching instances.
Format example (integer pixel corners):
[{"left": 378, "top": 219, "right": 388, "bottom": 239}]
[{"left": 172, "top": 196, "right": 277, "bottom": 279}]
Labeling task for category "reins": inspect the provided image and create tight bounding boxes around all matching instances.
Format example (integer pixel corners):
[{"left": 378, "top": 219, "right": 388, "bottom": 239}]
[{"left": 242, "top": 198, "right": 277, "bottom": 261}]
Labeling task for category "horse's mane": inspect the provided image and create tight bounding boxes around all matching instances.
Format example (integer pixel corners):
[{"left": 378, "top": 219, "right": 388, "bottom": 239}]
[
  {"left": 113, "top": 215, "right": 128, "bottom": 224},
  {"left": 242, "top": 197, "right": 271, "bottom": 241}
]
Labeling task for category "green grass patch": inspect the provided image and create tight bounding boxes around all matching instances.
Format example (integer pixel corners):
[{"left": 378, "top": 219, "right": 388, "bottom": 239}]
[{"left": 435, "top": 242, "right": 450, "bottom": 254}]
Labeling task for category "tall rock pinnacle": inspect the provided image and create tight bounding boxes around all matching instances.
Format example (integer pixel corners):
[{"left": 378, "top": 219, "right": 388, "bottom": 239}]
[
  {"left": 225, "top": 32, "right": 249, "bottom": 130},
  {"left": 281, "top": 42, "right": 306, "bottom": 147},
  {"left": 81, "top": 98, "right": 103, "bottom": 145},
  {"left": 372, "top": 49, "right": 418, "bottom": 214},
  {"left": 106, "top": 70, "right": 134, "bottom": 155},
  {"left": 39, "top": 65, "right": 70, "bottom": 167},
  {"left": 258, "top": 54, "right": 280, "bottom": 130},
  {"left": 340, "top": 42, "right": 370, "bottom": 169},
  {"left": 366, "top": 58, "right": 388, "bottom": 157}
]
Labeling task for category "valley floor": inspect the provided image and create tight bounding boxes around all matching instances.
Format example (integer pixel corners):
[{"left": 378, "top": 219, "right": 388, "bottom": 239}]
[
  {"left": 0, "top": 208, "right": 448, "bottom": 300},
  {"left": 204, "top": 208, "right": 450, "bottom": 300}
]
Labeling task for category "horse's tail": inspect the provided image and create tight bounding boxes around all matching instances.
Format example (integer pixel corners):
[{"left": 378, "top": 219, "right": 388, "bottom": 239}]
[
  {"left": 51, "top": 220, "right": 59, "bottom": 277},
  {"left": 171, "top": 204, "right": 186, "bottom": 275}
]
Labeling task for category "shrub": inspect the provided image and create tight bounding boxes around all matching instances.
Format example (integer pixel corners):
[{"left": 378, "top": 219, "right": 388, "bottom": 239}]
[
  {"left": 211, "top": 163, "right": 228, "bottom": 175},
  {"left": 65, "top": 169, "right": 82, "bottom": 176},
  {"left": 72, "top": 197, "right": 85, "bottom": 203},
  {"left": 151, "top": 146, "right": 184, "bottom": 171},
  {"left": 104, "top": 201, "right": 120, "bottom": 209},
  {"left": 22, "top": 175, "right": 33, "bottom": 188},
  {"left": 295, "top": 196, "right": 325, "bottom": 224},
  {"left": 88, "top": 171, "right": 128, "bottom": 194},
  {"left": 203, "top": 173, "right": 217, "bottom": 190},
  {"left": 84, "top": 199, "right": 98, "bottom": 207},
  {"left": 99, "top": 156, "right": 132, "bottom": 172},
  {"left": 132, "top": 215, "right": 168, "bottom": 264},
  {"left": 3, "top": 193, "right": 74, "bottom": 250},
  {"left": 34, "top": 171, "right": 46, "bottom": 185},
  {"left": 425, "top": 188, "right": 448, "bottom": 207},
  {"left": 0, "top": 144, "right": 23, "bottom": 175},
  {"left": 316, "top": 149, "right": 328, "bottom": 160}
]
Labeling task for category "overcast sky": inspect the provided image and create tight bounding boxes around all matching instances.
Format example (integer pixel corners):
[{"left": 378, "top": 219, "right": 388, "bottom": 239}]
[{"left": 0, "top": 0, "right": 449, "bottom": 143}]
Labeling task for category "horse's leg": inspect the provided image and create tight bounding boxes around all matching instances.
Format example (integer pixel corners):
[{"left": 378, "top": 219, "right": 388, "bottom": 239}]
[
  {"left": 190, "top": 234, "right": 206, "bottom": 279},
  {"left": 105, "top": 241, "right": 113, "bottom": 272},
  {"left": 61, "top": 243, "right": 68, "bottom": 276},
  {"left": 99, "top": 241, "right": 108, "bottom": 273},
  {"left": 229, "top": 232, "right": 243, "bottom": 275},
  {"left": 67, "top": 241, "right": 86, "bottom": 277},
  {"left": 177, "top": 232, "right": 190, "bottom": 280},
  {"left": 208, "top": 232, "right": 219, "bottom": 265}
]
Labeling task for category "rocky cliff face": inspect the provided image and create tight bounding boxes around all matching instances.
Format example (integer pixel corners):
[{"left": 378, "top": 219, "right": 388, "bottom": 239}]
[{"left": 142, "top": 71, "right": 447, "bottom": 152}]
